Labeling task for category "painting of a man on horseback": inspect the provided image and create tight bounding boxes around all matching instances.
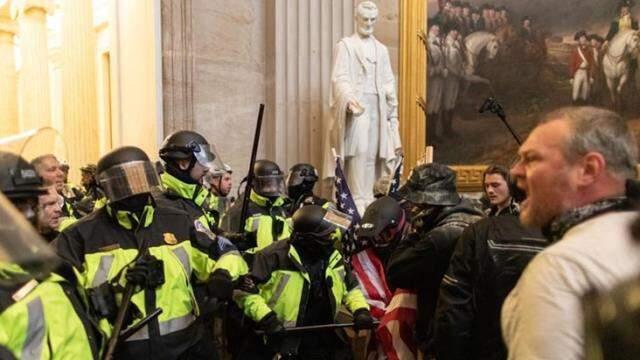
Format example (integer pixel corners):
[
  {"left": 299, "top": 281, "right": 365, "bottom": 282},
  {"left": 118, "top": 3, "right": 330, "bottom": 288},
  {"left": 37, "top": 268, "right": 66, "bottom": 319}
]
[{"left": 426, "top": 0, "right": 640, "bottom": 166}]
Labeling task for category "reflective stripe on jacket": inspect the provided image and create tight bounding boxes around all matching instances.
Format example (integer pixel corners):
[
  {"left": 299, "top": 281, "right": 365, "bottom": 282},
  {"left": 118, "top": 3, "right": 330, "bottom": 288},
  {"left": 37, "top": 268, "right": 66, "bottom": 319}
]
[
  {"left": 221, "top": 190, "right": 292, "bottom": 253},
  {"left": 238, "top": 240, "right": 369, "bottom": 325},
  {"left": 157, "top": 173, "right": 248, "bottom": 279},
  {"left": 0, "top": 274, "right": 99, "bottom": 359},
  {"left": 53, "top": 203, "right": 235, "bottom": 349}
]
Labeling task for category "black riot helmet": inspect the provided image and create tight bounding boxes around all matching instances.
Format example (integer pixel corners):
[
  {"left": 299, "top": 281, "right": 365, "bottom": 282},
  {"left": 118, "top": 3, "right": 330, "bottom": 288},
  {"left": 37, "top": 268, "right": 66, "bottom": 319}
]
[
  {"left": 0, "top": 151, "right": 47, "bottom": 201},
  {"left": 159, "top": 130, "right": 215, "bottom": 163},
  {"left": 287, "top": 163, "right": 319, "bottom": 201},
  {"left": 96, "top": 146, "right": 161, "bottom": 203},
  {"left": 159, "top": 130, "right": 219, "bottom": 184},
  {"left": 0, "top": 151, "right": 47, "bottom": 225},
  {"left": 291, "top": 205, "right": 352, "bottom": 248},
  {"left": 253, "top": 160, "right": 285, "bottom": 198}
]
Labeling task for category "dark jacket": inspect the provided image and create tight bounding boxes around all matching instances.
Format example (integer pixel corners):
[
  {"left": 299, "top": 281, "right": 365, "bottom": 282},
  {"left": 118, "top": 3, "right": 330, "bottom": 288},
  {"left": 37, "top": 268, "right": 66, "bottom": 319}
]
[
  {"left": 386, "top": 199, "right": 484, "bottom": 353},
  {"left": 53, "top": 204, "right": 233, "bottom": 359},
  {"left": 434, "top": 214, "right": 547, "bottom": 360}
]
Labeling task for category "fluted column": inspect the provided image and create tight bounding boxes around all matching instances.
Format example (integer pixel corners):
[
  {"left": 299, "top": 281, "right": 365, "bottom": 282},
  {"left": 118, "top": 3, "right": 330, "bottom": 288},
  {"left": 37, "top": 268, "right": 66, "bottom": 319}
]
[
  {"left": 161, "top": 0, "right": 193, "bottom": 134},
  {"left": 61, "top": 0, "right": 98, "bottom": 178},
  {"left": 265, "top": 0, "right": 354, "bottom": 175},
  {"left": 12, "top": 0, "right": 53, "bottom": 131},
  {"left": 0, "top": 15, "right": 18, "bottom": 137}
]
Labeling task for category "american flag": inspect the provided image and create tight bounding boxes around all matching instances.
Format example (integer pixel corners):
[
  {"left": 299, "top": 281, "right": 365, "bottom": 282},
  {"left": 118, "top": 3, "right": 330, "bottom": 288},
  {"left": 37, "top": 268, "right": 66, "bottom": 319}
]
[
  {"left": 334, "top": 156, "right": 417, "bottom": 359},
  {"left": 387, "top": 156, "right": 404, "bottom": 195},
  {"left": 334, "top": 157, "right": 362, "bottom": 255},
  {"left": 334, "top": 157, "right": 361, "bottom": 223},
  {"left": 376, "top": 289, "right": 419, "bottom": 360}
]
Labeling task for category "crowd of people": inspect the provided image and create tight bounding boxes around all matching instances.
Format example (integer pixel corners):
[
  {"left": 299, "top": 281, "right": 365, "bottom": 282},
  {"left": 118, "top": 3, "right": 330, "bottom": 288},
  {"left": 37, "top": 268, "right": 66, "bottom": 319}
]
[
  {"left": 2, "top": 105, "right": 639, "bottom": 359},
  {"left": 0, "top": 107, "right": 640, "bottom": 359}
]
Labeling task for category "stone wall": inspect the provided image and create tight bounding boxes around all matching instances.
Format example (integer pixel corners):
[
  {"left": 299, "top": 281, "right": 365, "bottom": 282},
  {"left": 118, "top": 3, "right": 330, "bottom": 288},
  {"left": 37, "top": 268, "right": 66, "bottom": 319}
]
[{"left": 191, "top": 0, "right": 267, "bottom": 186}]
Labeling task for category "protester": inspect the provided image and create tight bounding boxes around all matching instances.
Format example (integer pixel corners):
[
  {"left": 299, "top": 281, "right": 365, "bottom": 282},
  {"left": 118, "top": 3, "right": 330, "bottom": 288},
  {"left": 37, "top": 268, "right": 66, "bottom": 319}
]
[{"left": 502, "top": 106, "right": 640, "bottom": 359}]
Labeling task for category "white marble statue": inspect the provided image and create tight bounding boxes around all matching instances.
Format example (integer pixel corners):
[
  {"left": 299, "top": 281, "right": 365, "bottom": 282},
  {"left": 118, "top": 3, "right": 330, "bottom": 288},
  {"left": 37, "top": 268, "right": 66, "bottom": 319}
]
[{"left": 322, "top": 0, "right": 402, "bottom": 214}]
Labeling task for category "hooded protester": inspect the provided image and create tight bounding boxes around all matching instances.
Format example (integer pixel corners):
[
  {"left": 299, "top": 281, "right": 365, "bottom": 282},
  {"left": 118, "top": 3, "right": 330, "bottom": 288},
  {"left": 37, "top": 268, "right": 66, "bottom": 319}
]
[{"left": 386, "top": 163, "right": 484, "bottom": 355}]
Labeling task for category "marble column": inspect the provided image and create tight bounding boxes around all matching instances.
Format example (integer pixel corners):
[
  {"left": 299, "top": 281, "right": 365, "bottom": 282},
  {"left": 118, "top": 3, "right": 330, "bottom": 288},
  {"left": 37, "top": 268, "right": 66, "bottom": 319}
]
[
  {"left": 161, "top": 0, "right": 193, "bottom": 134},
  {"left": 265, "top": 0, "right": 354, "bottom": 175},
  {"left": 0, "top": 16, "right": 18, "bottom": 137},
  {"left": 12, "top": 0, "right": 53, "bottom": 131},
  {"left": 61, "top": 0, "right": 99, "bottom": 177}
]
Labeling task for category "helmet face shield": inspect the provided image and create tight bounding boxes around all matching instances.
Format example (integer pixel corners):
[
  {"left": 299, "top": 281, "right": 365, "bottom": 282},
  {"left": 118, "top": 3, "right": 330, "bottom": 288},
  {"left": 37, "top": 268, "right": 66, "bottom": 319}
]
[
  {"left": 0, "top": 127, "right": 65, "bottom": 198},
  {"left": 98, "top": 161, "right": 161, "bottom": 202},
  {"left": 286, "top": 166, "right": 318, "bottom": 188},
  {"left": 192, "top": 143, "right": 216, "bottom": 168},
  {"left": 0, "top": 192, "right": 58, "bottom": 287},
  {"left": 323, "top": 207, "right": 353, "bottom": 231},
  {"left": 286, "top": 171, "right": 304, "bottom": 187},
  {"left": 254, "top": 174, "right": 285, "bottom": 198}
]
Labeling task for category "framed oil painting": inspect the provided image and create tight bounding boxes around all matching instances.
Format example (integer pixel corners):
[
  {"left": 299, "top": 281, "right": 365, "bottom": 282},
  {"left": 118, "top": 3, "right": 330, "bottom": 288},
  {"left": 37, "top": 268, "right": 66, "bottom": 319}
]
[{"left": 423, "top": 0, "right": 640, "bottom": 175}]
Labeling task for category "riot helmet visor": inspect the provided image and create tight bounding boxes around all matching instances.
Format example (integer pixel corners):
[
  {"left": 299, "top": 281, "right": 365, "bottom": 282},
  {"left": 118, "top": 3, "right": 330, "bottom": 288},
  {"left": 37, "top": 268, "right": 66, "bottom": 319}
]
[
  {"left": 97, "top": 160, "right": 161, "bottom": 202},
  {"left": 0, "top": 192, "right": 58, "bottom": 287},
  {"left": 254, "top": 174, "right": 285, "bottom": 198}
]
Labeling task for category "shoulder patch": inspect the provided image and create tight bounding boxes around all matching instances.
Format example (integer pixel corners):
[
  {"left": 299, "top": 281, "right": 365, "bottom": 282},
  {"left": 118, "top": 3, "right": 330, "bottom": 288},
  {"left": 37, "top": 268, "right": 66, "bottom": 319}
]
[{"left": 194, "top": 219, "right": 216, "bottom": 240}]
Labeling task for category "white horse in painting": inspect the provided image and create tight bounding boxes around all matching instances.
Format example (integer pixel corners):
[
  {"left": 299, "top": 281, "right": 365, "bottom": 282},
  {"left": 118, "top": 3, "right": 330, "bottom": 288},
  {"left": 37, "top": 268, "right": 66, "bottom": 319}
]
[
  {"left": 603, "top": 30, "right": 640, "bottom": 108},
  {"left": 464, "top": 31, "right": 500, "bottom": 83}
]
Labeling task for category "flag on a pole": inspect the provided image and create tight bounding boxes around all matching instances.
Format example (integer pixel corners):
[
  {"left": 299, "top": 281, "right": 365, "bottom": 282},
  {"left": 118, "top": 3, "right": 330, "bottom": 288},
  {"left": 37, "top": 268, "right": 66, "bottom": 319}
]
[
  {"left": 387, "top": 156, "right": 404, "bottom": 195},
  {"left": 333, "top": 153, "right": 418, "bottom": 359},
  {"left": 334, "top": 155, "right": 362, "bottom": 255},
  {"left": 334, "top": 156, "right": 361, "bottom": 223}
]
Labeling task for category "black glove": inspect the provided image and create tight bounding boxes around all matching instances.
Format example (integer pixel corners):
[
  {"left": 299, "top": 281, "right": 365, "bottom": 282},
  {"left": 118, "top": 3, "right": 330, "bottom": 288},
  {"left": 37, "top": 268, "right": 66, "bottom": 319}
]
[
  {"left": 207, "top": 269, "right": 233, "bottom": 300},
  {"left": 257, "top": 311, "right": 285, "bottom": 335},
  {"left": 87, "top": 282, "right": 118, "bottom": 322},
  {"left": 125, "top": 255, "right": 165, "bottom": 289},
  {"left": 235, "top": 275, "right": 259, "bottom": 294},
  {"left": 223, "top": 231, "right": 257, "bottom": 252},
  {"left": 258, "top": 312, "right": 285, "bottom": 353},
  {"left": 353, "top": 308, "right": 375, "bottom": 331}
]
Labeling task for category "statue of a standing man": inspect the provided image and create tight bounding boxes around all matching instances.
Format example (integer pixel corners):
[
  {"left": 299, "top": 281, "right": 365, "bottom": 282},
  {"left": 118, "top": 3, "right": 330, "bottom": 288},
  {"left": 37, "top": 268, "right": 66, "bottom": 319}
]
[{"left": 322, "top": 1, "right": 402, "bottom": 214}]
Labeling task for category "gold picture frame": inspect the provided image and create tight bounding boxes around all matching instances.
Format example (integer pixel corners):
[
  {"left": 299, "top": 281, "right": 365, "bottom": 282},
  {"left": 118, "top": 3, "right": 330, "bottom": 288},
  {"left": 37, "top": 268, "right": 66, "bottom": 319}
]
[{"left": 398, "top": 0, "right": 486, "bottom": 192}]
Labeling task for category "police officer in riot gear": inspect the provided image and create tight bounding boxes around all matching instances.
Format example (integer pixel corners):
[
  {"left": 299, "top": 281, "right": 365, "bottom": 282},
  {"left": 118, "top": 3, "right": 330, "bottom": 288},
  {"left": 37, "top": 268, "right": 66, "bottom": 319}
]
[
  {"left": 158, "top": 130, "right": 221, "bottom": 224},
  {"left": 158, "top": 130, "right": 248, "bottom": 357},
  {"left": 286, "top": 163, "right": 330, "bottom": 212},
  {"left": 203, "top": 163, "right": 234, "bottom": 229},
  {"left": 157, "top": 130, "right": 247, "bottom": 282},
  {"left": 237, "top": 205, "right": 373, "bottom": 359},
  {"left": 53, "top": 146, "right": 241, "bottom": 359},
  {"left": 0, "top": 151, "right": 102, "bottom": 359},
  {"left": 221, "top": 159, "right": 292, "bottom": 255}
]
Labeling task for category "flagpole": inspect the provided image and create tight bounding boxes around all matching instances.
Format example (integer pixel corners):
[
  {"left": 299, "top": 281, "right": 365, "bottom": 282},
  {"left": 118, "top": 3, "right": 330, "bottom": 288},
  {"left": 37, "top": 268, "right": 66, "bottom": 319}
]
[{"left": 385, "top": 155, "right": 403, "bottom": 196}]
